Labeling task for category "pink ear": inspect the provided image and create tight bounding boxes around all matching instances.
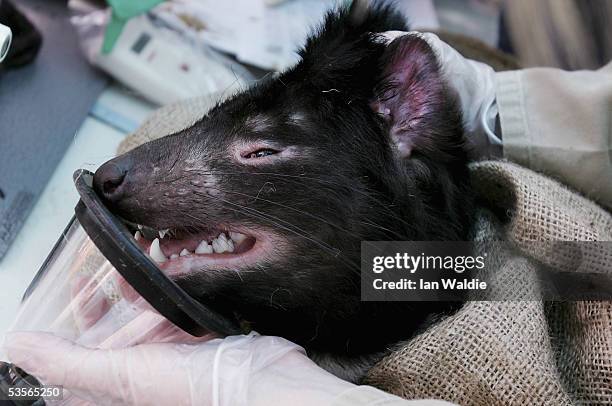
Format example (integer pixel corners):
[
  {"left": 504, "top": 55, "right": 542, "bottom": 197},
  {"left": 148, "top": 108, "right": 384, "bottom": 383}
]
[{"left": 372, "top": 35, "right": 457, "bottom": 159}]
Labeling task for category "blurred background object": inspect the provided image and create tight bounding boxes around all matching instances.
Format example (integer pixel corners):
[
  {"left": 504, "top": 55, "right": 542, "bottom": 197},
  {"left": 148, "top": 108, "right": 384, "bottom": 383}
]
[
  {"left": 501, "top": 0, "right": 612, "bottom": 70},
  {"left": 0, "top": 0, "right": 42, "bottom": 68},
  {"left": 71, "top": 0, "right": 255, "bottom": 105},
  {"left": 0, "top": 0, "right": 107, "bottom": 263},
  {"left": 434, "top": 0, "right": 612, "bottom": 70},
  {"left": 434, "top": 0, "right": 501, "bottom": 47},
  {"left": 68, "top": 0, "right": 443, "bottom": 105}
]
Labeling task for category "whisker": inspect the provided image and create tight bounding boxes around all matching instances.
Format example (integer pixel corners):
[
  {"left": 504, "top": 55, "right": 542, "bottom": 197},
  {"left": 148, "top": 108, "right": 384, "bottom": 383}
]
[
  {"left": 219, "top": 188, "right": 408, "bottom": 241},
  {"left": 179, "top": 169, "right": 414, "bottom": 229},
  {"left": 190, "top": 191, "right": 362, "bottom": 274}
]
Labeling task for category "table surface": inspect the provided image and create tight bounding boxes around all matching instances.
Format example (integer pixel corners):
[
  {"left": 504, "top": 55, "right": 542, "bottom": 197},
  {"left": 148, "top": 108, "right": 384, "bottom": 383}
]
[{"left": 0, "top": 85, "right": 155, "bottom": 337}]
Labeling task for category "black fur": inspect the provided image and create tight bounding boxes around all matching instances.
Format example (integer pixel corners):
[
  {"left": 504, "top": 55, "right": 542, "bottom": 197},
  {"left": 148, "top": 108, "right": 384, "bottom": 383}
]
[{"left": 94, "top": 4, "right": 474, "bottom": 381}]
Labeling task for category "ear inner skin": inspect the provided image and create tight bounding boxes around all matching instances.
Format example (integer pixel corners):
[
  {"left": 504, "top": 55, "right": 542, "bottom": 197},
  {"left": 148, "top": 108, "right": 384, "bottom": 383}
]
[{"left": 373, "top": 35, "right": 465, "bottom": 163}]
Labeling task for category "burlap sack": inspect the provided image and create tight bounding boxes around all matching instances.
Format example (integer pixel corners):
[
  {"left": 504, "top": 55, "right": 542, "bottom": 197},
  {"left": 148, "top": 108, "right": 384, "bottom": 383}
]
[
  {"left": 118, "top": 99, "right": 612, "bottom": 406},
  {"left": 117, "top": 95, "right": 220, "bottom": 155},
  {"left": 365, "top": 162, "right": 612, "bottom": 405}
]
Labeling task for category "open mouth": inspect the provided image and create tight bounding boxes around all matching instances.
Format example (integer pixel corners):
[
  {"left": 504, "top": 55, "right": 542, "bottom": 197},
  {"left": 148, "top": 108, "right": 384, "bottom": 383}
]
[{"left": 129, "top": 224, "right": 259, "bottom": 276}]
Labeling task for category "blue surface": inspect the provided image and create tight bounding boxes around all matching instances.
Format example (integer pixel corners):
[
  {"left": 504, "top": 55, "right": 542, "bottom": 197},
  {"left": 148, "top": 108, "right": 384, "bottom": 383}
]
[{"left": 0, "top": 0, "right": 108, "bottom": 260}]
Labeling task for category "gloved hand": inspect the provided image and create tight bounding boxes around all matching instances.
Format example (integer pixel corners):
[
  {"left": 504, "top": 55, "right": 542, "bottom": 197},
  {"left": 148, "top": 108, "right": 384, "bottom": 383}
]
[
  {"left": 4, "top": 331, "right": 354, "bottom": 406},
  {"left": 380, "top": 31, "right": 501, "bottom": 159}
]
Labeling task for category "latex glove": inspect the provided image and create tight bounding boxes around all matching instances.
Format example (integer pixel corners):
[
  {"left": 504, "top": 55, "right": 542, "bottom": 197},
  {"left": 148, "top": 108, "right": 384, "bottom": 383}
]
[
  {"left": 4, "top": 331, "right": 354, "bottom": 406},
  {"left": 380, "top": 31, "right": 501, "bottom": 159}
]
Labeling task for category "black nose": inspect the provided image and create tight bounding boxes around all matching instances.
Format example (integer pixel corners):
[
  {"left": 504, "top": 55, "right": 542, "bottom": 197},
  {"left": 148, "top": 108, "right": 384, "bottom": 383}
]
[{"left": 93, "top": 156, "right": 132, "bottom": 202}]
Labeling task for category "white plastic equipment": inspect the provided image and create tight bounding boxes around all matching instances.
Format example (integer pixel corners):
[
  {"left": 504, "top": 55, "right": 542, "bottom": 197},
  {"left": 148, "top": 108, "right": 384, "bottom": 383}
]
[{"left": 0, "top": 22, "right": 12, "bottom": 62}]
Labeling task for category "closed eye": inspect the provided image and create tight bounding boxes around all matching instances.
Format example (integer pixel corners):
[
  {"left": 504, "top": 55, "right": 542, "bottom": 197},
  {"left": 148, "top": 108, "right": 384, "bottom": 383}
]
[
  {"left": 243, "top": 148, "right": 280, "bottom": 159},
  {"left": 232, "top": 141, "right": 302, "bottom": 165}
]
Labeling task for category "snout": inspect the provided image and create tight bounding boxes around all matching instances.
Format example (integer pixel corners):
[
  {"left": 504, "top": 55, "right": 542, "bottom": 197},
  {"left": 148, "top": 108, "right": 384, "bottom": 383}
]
[
  {"left": 90, "top": 148, "right": 275, "bottom": 278},
  {"left": 93, "top": 154, "right": 133, "bottom": 203},
  {"left": 91, "top": 145, "right": 204, "bottom": 226}
]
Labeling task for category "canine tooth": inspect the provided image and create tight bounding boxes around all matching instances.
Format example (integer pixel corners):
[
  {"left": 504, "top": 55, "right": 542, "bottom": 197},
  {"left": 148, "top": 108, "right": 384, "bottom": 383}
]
[
  {"left": 195, "top": 240, "right": 213, "bottom": 254},
  {"left": 170, "top": 254, "right": 179, "bottom": 259},
  {"left": 229, "top": 232, "right": 246, "bottom": 244},
  {"left": 149, "top": 238, "right": 167, "bottom": 263},
  {"left": 227, "top": 239, "right": 235, "bottom": 253},
  {"left": 159, "top": 229, "right": 170, "bottom": 239},
  {"left": 138, "top": 225, "right": 143, "bottom": 230},
  {"left": 134, "top": 231, "right": 143, "bottom": 241},
  {"left": 180, "top": 249, "right": 191, "bottom": 257}
]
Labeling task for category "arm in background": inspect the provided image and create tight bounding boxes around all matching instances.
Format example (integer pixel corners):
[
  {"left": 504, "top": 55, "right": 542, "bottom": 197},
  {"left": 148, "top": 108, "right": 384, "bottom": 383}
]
[{"left": 497, "top": 62, "right": 612, "bottom": 211}]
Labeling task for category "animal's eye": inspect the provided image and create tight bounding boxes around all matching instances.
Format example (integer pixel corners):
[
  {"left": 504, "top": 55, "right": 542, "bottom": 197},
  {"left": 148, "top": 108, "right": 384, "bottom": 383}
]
[
  {"left": 233, "top": 144, "right": 292, "bottom": 165},
  {"left": 244, "top": 148, "right": 279, "bottom": 159}
]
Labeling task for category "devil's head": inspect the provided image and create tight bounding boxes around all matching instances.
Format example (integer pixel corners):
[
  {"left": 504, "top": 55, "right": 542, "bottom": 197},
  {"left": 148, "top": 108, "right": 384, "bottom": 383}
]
[{"left": 93, "top": 5, "right": 473, "bottom": 359}]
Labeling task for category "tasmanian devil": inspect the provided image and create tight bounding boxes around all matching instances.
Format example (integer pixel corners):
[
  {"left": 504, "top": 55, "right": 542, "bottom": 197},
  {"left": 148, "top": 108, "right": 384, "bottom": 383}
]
[{"left": 92, "top": 2, "right": 474, "bottom": 382}]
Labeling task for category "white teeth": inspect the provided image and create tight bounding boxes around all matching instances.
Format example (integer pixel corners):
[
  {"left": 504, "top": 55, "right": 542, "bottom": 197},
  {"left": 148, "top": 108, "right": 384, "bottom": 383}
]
[
  {"left": 134, "top": 231, "right": 142, "bottom": 241},
  {"left": 170, "top": 254, "right": 179, "bottom": 259},
  {"left": 212, "top": 238, "right": 223, "bottom": 253},
  {"left": 159, "top": 229, "right": 170, "bottom": 239},
  {"left": 212, "top": 233, "right": 234, "bottom": 253},
  {"left": 180, "top": 249, "right": 191, "bottom": 257},
  {"left": 229, "top": 232, "right": 246, "bottom": 245},
  {"left": 195, "top": 240, "right": 213, "bottom": 254},
  {"left": 149, "top": 238, "right": 167, "bottom": 263}
]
